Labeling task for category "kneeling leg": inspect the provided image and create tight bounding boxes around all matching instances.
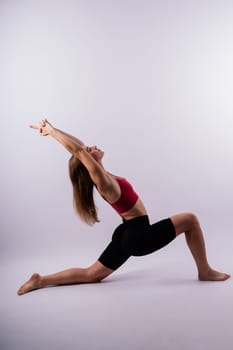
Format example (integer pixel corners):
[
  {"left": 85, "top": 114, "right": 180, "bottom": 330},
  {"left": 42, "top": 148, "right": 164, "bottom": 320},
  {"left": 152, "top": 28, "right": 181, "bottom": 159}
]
[{"left": 17, "top": 261, "right": 113, "bottom": 295}]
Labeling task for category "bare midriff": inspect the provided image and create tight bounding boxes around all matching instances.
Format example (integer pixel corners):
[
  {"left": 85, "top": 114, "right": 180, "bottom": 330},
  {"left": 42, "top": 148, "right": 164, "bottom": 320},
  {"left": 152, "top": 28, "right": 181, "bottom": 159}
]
[{"left": 119, "top": 198, "right": 148, "bottom": 221}]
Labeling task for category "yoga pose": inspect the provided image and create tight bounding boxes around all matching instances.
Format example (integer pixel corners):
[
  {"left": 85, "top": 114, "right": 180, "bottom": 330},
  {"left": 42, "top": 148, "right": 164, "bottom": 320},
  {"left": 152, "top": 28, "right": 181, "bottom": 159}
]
[{"left": 17, "top": 119, "right": 230, "bottom": 295}]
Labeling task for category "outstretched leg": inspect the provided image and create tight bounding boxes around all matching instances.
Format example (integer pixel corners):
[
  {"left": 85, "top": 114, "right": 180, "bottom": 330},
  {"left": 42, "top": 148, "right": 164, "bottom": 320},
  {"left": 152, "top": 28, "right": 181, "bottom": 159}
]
[
  {"left": 170, "top": 212, "right": 230, "bottom": 281},
  {"left": 17, "top": 261, "right": 113, "bottom": 295}
]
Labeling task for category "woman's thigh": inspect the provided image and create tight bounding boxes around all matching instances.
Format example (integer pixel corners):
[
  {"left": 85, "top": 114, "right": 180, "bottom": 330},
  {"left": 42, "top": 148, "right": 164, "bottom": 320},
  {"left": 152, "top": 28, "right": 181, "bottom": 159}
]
[
  {"left": 97, "top": 223, "right": 131, "bottom": 271},
  {"left": 124, "top": 217, "right": 176, "bottom": 256}
]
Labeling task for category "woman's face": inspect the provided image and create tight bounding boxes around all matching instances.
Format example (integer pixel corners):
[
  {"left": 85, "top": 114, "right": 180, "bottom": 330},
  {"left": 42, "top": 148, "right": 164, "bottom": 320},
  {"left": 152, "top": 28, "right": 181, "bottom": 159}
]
[{"left": 86, "top": 145, "right": 104, "bottom": 161}]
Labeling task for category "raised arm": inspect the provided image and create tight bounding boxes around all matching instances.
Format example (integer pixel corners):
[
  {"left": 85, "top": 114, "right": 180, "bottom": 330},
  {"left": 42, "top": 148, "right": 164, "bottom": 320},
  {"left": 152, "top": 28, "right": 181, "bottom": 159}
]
[
  {"left": 29, "top": 119, "right": 111, "bottom": 191},
  {"left": 30, "top": 119, "right": 86, "bottom": 154}
]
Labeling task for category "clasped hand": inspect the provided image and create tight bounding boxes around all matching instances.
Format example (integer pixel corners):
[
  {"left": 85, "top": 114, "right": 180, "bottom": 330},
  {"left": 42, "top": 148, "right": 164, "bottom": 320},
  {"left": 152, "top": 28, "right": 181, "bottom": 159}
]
[{"left": 29, "top": 118, "right": 54, "bottom": 136}]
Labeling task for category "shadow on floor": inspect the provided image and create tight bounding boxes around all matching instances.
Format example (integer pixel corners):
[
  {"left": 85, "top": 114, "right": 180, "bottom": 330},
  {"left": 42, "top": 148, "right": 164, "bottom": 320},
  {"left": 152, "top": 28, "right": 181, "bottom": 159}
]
[{"left": 102, "top": 268, "right": 198, "bottom": 287}]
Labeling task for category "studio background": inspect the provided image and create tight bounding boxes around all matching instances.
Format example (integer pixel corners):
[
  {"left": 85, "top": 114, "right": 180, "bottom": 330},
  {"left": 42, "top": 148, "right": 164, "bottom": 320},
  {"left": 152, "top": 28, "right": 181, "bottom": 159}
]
[{"left": 1, "top": 1, "right": 233, "bottom": 350}]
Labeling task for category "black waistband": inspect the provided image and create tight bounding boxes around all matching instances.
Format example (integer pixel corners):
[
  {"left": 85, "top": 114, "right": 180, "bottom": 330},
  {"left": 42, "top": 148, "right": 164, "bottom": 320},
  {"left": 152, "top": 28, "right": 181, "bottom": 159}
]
[{"left": 122, "top": 215, "right": 149, "bottom": 226}]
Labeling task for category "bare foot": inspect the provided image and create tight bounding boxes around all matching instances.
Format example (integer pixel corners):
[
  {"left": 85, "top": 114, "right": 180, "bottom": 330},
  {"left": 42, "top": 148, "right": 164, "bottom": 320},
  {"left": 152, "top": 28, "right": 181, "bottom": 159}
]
[
  {"left": 198, "top": 268, "right": 231, "bottom": 282},
  {"left": 17, "top": 273, "right": 42, "bottom": 295}
]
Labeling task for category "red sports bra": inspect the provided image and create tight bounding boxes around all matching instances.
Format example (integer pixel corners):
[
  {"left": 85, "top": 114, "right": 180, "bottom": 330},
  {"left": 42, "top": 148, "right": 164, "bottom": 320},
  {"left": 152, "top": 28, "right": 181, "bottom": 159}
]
[{"left": 109, "top": 177, "right": 139, "bottom": 214}]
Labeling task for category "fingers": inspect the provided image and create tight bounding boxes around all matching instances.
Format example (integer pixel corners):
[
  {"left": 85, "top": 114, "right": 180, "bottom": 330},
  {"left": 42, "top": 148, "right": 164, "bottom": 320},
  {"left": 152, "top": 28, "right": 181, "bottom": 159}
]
[
  {"left": 29, "top": 119, "right": 46, "bottom": 128},
  {"left": 29, "top": 124, "right": 39, "bottom": 129},
  {"left": 42, "top": 118, "right": 51, "bottom": 126},
  {"left": 29, "top": 119, "right": 50, "bottom": 135}
]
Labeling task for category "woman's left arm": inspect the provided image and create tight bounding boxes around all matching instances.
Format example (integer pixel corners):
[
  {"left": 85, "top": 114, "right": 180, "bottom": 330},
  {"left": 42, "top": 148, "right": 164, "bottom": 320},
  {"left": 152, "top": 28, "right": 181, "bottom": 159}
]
[
  {"left": 30, "top": 119, "right": 112, "bottom": 191},
  {"left": 30, "top": 119, "right": 87, "bottom": 155}
]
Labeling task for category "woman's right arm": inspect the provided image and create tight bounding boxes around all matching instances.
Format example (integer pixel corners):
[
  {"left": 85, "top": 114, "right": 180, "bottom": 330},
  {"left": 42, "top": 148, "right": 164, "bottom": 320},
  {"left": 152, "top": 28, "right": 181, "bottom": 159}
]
[
  {"left": 30, "top": 119, "right": 86, "bottom": 155},
  {"left": 30, "top": 119, "right": 112, "bottom": 191},
  {"left": 50, "top": 128, "right": 86, "bottom": 154}
]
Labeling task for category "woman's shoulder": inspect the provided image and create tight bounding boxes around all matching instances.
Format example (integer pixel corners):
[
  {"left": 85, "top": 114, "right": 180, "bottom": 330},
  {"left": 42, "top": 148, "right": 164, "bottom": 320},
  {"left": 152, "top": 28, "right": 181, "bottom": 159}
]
[{"left": 97, "top": 172, "right": 122, "bottom": 203}]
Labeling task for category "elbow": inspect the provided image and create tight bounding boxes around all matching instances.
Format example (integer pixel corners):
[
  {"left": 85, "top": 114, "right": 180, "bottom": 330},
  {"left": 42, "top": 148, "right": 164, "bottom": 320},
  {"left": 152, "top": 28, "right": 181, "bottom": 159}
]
[{"left": 72, "top": 146, "right": 86, "bottom": 158}]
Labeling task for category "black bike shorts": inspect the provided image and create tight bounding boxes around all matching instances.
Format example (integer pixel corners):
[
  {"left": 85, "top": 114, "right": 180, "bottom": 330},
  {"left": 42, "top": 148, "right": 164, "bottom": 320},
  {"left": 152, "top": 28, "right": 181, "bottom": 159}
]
[{"left": 98, "top": 215, "right": 176, "bottom": 270}]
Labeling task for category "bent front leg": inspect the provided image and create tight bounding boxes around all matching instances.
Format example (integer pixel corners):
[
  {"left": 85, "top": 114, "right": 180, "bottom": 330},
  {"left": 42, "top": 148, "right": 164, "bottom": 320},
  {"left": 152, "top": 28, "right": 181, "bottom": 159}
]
[{"left": 170, "top": 212, "right": 230, "bottom": 281}]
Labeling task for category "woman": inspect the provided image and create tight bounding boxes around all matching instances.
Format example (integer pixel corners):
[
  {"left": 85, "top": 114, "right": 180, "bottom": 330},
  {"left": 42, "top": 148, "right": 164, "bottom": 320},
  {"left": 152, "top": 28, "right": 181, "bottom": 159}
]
[{"left": 17, "top": 119, "right": 230, "bottom": 295}]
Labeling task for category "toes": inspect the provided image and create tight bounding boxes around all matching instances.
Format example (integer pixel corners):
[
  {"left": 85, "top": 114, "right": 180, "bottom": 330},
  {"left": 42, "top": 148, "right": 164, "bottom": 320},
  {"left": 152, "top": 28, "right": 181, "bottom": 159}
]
[
  {"left": 224, "top": 274, "right": 231, "bottom": 281},
  {"left": 17, "top": 289, "right": 24, "bottom": 295}
]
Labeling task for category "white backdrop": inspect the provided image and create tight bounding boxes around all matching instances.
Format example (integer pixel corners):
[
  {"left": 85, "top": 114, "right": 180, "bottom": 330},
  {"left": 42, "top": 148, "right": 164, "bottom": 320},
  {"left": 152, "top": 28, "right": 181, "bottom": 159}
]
[{"left": 1, "top": 0, "right": 233, "bottom": 265}]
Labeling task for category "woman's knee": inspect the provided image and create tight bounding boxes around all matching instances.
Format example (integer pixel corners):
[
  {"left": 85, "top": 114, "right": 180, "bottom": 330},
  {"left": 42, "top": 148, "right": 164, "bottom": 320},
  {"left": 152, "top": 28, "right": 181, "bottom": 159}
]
[
  {"left": 186, "top": 212, "right": 200, "bottom": 228},
  {"left": 86, "top": 261, "right": 113, "bottom": 283},
  {"left": 171, "top": 212, "right": 200, "bottom": 236}
]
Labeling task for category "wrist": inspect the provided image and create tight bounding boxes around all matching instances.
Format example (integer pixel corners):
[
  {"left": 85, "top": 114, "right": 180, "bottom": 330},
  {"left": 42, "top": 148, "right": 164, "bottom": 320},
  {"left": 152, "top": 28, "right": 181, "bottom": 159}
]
[{"left": 49, "top": 127, "right": 57, "bottom": 137}]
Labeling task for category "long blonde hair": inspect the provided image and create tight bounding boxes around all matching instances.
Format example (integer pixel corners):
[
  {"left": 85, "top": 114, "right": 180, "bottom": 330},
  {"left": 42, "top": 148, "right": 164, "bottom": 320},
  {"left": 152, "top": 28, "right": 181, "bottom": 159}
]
[{"left": 68, "top": 155, "right": 100, "bottom": 225}]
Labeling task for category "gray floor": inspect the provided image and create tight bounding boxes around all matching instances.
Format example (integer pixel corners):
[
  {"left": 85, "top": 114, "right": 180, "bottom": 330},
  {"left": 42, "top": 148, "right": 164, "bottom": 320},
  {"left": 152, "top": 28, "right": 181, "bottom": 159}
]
[{"left": 2, "top": 240, "right": 233, "bottom": 350}]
